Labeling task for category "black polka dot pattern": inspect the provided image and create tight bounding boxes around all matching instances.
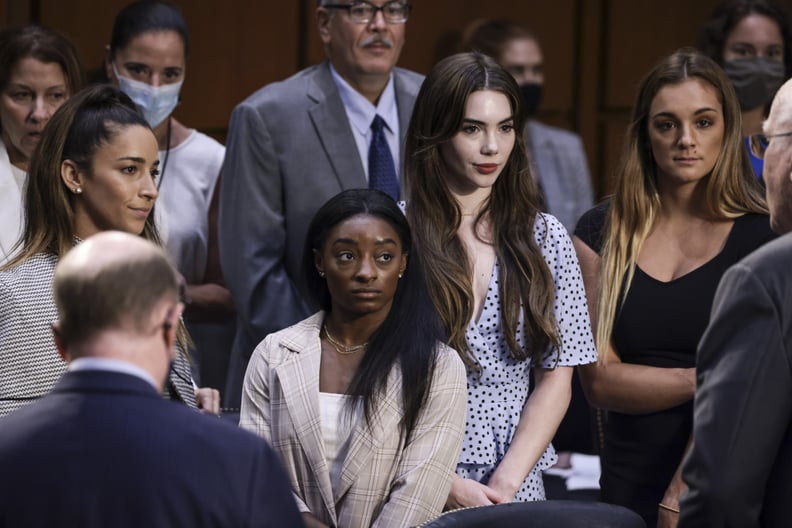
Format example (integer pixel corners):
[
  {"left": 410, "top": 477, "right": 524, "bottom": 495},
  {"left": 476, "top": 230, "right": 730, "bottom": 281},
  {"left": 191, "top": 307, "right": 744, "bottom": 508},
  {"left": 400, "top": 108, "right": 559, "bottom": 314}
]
[{"left": 455, "top": 213, "right": 597, "bottom": 501}]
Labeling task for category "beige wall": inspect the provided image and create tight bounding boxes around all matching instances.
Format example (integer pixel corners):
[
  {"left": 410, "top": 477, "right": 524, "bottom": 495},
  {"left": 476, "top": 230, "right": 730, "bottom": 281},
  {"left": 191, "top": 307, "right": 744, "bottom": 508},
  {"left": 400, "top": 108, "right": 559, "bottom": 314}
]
[{"left": 4, "top": 0, "right": 792, "bottom": 197}]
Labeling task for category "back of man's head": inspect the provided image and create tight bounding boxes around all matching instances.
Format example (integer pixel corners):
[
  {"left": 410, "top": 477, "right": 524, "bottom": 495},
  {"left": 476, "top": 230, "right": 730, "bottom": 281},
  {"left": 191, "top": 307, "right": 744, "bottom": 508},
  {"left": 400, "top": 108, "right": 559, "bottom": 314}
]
[{"left": 54, "top": 231, "right": 180, "bottom": 355}]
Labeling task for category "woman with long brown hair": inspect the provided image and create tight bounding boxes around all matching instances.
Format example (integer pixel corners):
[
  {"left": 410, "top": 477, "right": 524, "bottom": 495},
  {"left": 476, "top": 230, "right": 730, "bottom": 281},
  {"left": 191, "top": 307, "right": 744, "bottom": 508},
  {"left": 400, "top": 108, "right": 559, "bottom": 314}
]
[
  {"left": 574, "top": 49, "right": 774, "bottom": 526},
  {"left": 405, "top": 52, "right": 597, "bottom": 507}
]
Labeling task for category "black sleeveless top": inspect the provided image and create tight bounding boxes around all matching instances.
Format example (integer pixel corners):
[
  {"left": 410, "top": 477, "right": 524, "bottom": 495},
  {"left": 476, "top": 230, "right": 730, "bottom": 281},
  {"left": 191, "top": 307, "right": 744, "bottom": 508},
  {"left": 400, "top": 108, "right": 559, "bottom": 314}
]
[{"left": 575, "top": 202, "right": 776, "bottom": 524}]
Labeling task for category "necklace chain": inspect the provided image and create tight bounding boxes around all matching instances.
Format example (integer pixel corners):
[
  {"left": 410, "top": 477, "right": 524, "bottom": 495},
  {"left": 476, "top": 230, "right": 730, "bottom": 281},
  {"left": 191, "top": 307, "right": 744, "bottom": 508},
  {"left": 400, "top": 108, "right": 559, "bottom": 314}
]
[{"left": 322, "top": 324, "right": 367, "bottom": 355}]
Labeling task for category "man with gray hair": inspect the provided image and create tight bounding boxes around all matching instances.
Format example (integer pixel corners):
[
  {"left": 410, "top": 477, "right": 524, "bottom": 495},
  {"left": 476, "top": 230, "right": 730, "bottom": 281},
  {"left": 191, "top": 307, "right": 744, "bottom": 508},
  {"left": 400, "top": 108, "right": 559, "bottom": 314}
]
[
  {"left": 219, "top": 0, "right": 423, "bottom": 409},
  {"left": 0, "top": 232, "right": 302, "bottom": 528},
  {"left": 679, "top": 78, "right": 792, "bottom": 527}
]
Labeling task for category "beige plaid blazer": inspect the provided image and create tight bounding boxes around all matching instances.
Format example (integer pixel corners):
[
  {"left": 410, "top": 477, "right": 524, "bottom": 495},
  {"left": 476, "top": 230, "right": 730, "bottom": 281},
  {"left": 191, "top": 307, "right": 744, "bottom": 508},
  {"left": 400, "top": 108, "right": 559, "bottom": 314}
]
[{"left": 240, "top": 312, "right": 467, "bottom": 528}]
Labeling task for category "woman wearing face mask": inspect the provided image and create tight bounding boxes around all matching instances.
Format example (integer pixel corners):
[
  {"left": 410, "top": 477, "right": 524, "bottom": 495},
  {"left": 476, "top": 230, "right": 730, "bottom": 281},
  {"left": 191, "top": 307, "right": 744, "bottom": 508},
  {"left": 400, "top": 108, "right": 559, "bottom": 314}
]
[
  {"left": 0, "top": 84, "right": 208, "bottom": 416},
  {"left": 0, "top": 25, "right": 83, "bottom": 263},
  {"left": 698, "top": 0, "right": 792, "bottom": 179},
  {"left": 460, "top": 19, "right": 594, "bottom": 233},
  {"left": 105, "top": 0, "right": 234, "bottom": 392}
]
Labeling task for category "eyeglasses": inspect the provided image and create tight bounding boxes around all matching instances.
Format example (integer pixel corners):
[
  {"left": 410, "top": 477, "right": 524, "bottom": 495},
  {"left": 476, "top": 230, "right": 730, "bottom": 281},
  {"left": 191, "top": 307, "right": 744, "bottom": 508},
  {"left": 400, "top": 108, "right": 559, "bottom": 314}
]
[
  {"left": 322, "top": 1, "right": 411, "bottom": 24},
  {"left": 749, "top": 131, "right": 792, "bottom": 159}
]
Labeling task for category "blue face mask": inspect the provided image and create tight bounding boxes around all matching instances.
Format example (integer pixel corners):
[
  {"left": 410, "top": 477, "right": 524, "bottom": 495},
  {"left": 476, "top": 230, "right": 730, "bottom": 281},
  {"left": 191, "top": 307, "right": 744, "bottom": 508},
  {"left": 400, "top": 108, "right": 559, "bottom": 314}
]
[{"left": 112, "top": 63, "right": 183, "bottom": 127}]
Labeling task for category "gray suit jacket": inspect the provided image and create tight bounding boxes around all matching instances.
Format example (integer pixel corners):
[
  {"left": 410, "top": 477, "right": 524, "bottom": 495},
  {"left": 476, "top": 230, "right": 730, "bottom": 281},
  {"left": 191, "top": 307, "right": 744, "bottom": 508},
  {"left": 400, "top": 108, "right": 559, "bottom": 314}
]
[
  {"left": 526, "top": 120, "right": 593, "bottom": 232},
  {"left": 680, "top": 232, "right": 792, "bottom": 528},
  {"left": 219, "top": 62, "right": 423, "bottom": 407}
]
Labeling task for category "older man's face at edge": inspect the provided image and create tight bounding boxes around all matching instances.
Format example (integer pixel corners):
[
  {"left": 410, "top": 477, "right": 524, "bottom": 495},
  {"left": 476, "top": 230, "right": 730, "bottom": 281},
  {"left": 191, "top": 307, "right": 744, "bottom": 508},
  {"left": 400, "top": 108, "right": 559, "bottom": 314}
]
[{"left": 763, "top": 82, "right": 792, "bottom": 234}]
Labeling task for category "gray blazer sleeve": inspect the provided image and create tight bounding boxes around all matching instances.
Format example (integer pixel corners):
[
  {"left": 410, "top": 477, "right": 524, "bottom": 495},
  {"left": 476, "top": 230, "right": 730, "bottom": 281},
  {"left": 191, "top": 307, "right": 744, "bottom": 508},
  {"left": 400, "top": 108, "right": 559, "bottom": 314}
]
[
  {"left": 219, "top": 100, "right": 310, "bottom": 347},
  {"left": 680, "top": 261, "right": 792, "bottom": 527}
]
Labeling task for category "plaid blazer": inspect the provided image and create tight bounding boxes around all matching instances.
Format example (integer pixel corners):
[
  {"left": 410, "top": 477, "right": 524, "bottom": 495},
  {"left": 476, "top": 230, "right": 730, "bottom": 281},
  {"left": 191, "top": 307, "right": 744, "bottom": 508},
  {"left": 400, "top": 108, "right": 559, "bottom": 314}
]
[{"left": 240, "top": 312, "right": 467, "bottom": 528}]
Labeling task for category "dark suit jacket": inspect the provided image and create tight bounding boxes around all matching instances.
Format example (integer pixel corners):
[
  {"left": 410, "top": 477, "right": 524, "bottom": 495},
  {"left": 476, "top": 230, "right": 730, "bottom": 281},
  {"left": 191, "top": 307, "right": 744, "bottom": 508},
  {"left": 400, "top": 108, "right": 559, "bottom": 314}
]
[
  {"left": 0, "top": 370, "right": 302, "bottom": 528},
  {"left": 680, "top": 232, "right": 792, "bottom": 528},
  {"left": 219, "top": 61, "right": 423, "bottom": 407}
]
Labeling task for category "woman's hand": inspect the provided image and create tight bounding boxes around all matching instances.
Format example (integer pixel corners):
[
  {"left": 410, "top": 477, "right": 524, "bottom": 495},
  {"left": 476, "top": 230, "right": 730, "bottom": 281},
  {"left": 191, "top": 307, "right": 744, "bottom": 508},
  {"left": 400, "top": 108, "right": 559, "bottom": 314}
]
[
  {"left": 446, "top": 475, "right": 508, "bottom": 510},
  {"left": 195, "top": 387, "right": 220, "bottom": 415}
]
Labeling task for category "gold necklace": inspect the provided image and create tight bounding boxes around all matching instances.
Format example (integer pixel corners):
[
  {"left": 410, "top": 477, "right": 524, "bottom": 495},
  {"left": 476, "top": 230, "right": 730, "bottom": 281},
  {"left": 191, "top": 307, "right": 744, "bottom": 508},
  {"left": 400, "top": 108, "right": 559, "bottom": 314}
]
[{"left": 322, "top": 324, "right": 368, "bottom": 355}]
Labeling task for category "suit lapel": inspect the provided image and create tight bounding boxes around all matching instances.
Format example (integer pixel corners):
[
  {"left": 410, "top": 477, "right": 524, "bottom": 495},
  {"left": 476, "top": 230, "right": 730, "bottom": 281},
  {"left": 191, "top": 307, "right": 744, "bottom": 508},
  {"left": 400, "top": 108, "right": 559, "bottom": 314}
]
[
  {"left": 307, "top": 62, "right": 367, "bottom": 191},
  {"left": 334, "top": 366, "right": 403, "bottom": 502},
  {"left": 276, "top": 320, "right": 337, "bottom": 520}
]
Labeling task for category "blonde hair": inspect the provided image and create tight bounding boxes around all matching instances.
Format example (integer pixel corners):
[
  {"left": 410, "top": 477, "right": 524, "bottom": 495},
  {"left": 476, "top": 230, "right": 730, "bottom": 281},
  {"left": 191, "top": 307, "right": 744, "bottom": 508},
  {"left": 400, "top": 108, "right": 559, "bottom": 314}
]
[{"left": 596, "top": 49, "right": 767, "bottom": 358}]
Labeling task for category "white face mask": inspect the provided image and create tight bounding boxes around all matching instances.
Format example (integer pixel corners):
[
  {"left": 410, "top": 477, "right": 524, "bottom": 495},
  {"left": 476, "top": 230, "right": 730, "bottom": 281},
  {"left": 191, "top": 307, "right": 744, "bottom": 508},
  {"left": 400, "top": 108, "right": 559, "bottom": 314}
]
[{"left": 112, "top": 63, "right": 183, "bottom": 128}]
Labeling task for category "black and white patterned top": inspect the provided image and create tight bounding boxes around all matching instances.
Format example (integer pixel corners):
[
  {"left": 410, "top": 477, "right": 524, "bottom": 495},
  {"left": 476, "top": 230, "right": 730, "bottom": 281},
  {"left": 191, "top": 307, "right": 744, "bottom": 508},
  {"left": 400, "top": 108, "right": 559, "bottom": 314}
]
[
  {"left": 455, "top": 213, "right": 597, "bottom": 501},
  {"left": 0, "top": 252, "right": 196, "bottom": 416}
]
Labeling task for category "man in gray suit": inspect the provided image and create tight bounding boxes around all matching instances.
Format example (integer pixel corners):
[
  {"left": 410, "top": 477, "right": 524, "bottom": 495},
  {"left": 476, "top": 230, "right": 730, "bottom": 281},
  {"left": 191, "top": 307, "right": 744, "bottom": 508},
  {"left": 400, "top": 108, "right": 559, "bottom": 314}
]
[
  {"left": 219, "top": 0, "right": 423, "bottom": 408},
  {"left": 679, "top": 79, "right": 792, "bottom": 527}
]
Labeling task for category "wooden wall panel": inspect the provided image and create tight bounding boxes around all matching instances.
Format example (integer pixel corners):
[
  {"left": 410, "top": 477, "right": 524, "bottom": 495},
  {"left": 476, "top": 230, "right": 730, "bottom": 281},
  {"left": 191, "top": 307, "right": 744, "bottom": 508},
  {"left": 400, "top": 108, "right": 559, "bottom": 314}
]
[
  {"left": 11, "top": 0, "right": 792, "bottom": 197},
  {"left": 604, "top": 0, "right": 721, "bottom": 110},
  {"left": 37, "top": 0, "right": 301, "bottom": 134}
]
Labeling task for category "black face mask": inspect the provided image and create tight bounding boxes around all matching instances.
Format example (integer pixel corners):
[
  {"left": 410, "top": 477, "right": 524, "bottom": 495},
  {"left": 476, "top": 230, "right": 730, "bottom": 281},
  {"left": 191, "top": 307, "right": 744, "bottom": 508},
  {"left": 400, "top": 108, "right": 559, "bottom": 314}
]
[
  {"left": 723, "top": 58, "right": 785, "bottom": 110},
  {"left": 518, "top": 83, "right": 543, "bottom": 118}
]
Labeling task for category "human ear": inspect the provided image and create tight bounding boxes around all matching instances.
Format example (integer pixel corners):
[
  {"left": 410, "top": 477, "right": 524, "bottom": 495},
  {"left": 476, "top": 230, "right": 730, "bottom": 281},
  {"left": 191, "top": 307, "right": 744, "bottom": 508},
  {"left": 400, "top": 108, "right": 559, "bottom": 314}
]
[
  {"left": 399, "top": 252, "right": 408, "bottom": 277},
  {"left": 313, "top": 248, "right": 325, "bottom": 277},
  {"left": 60, "top": 160, "right": 85, "bottom": 195},
  {"left": 317, "top": 7, "right": 333, "bottom": 45},
  {"left": 104, "top": 45, "right": 116, "bottom": 83},
  {"left": 163, "top": 303, "right": 184, "bottom": 352},
  {"left": 51, "top": 322, "right": 70, "bottom": 362}
]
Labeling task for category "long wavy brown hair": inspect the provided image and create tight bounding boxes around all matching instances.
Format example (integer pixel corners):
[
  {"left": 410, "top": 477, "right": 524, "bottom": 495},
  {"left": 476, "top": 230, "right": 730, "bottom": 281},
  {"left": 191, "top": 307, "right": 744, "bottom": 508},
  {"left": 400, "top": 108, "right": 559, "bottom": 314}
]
[
  {"left": 596, "top": 49, "right": 767, "bottom": 359},
  {"left": 404, "top": 52, "right": 560, "bottom": 367}
]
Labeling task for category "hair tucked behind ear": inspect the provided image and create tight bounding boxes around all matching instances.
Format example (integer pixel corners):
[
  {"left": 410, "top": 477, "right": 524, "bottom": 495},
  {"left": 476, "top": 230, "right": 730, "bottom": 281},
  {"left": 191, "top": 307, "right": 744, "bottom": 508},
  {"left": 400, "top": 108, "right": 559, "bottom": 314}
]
[{"left": 404, "top": 52, "right": 560, "bottom": 367}]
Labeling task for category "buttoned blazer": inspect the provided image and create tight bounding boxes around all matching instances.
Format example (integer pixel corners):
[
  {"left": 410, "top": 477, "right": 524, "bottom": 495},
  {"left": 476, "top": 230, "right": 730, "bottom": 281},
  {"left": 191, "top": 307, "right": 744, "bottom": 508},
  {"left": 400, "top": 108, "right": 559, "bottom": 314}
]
[
  {"left": 527, "top": 120, "right": 594, "bottom": 233},
  {"left": 219, "top": 61, "right": 424, "bottom": 408},
  {"left": 680, "top": 232, "right": 792, "bottom": 528},
  {"left": 0, "top": 140, "right": 23, "bottom": 264},
  {"left": 240, "top": 312, "right": 468, "bottom": 528},
  {"left": 0, "top": 369, "right": 303, "bottom": 528}
]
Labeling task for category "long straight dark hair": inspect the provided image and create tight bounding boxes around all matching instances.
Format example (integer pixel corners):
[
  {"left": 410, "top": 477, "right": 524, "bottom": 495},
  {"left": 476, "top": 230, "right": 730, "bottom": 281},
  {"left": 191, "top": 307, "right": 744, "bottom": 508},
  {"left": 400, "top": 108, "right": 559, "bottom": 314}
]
[{"left": 303, "top": 189, "right": 446, "bottom": 443}]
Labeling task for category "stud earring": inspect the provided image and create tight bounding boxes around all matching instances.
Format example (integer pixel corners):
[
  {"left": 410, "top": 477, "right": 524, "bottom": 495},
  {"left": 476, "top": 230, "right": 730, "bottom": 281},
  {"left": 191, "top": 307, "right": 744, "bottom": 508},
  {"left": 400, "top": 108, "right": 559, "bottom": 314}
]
[
  {"left": 74, "top": 187, "right": 82, "bottom": 194},
  {"left": 398, "top": 272, "right": 403, "bottom": 279},
  {"left": 318, "top": 270, "right": 325, "bottom": 278}
]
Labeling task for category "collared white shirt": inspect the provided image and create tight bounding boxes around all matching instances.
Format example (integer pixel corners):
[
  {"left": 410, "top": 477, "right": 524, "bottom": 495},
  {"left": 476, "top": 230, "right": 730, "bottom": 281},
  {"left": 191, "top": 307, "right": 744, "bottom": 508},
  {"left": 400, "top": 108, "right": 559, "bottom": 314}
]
[
  {"left": 330, "top": 63, "right": 400, "bottom": 181},
  {"left": 69, "top": 357, "right": 159, "bottom": 390}
]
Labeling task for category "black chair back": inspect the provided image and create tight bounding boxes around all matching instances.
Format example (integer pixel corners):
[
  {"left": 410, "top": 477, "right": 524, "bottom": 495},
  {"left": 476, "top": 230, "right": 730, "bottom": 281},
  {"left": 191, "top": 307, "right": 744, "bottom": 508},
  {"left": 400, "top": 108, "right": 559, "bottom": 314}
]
[{"left": 417, "top": 500, "right": 646, "bottom": 528}]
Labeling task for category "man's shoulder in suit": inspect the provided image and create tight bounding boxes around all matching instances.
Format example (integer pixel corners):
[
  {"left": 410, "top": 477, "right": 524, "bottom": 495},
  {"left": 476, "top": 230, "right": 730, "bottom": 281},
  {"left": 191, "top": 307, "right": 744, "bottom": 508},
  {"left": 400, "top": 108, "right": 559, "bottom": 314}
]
[{"left": 527, "top": 119, "right": 584, "bottom": 147}]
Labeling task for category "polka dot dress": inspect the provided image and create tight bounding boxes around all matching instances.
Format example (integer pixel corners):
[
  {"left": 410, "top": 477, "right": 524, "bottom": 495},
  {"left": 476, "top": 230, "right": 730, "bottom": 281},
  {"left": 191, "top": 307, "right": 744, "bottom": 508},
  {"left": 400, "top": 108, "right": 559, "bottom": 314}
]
[{"left": 455, "top": 214, "right": 597, "bottom": 501}]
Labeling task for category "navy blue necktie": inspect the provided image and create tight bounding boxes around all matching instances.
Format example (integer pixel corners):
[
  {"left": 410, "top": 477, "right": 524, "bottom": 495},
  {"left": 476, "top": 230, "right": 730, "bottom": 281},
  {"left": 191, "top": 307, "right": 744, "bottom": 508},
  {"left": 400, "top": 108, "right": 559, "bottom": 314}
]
[{"left": 368, "top": 115, "right": 399, "bottom": 201}]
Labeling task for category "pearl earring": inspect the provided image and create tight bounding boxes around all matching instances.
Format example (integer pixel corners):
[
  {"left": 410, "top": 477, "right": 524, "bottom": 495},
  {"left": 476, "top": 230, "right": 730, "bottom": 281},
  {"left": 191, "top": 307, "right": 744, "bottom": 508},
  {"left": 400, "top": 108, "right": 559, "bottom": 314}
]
[
  {"left": 74, "top": 187, "right": 82, "bottom": 194},
  {"left": 318, "top": 270, "right": 325, "bottom": 278}
]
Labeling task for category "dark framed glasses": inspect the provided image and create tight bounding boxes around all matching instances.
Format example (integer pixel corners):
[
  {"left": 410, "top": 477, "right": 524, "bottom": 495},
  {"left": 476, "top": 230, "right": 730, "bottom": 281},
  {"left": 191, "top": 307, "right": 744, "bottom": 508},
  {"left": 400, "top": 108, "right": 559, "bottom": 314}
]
[
  {"left": 749, "top": 131, "right": 792, "bottom": 159},
  {"left": 321, "top": 1, "right": 411, "bottom": 24}
]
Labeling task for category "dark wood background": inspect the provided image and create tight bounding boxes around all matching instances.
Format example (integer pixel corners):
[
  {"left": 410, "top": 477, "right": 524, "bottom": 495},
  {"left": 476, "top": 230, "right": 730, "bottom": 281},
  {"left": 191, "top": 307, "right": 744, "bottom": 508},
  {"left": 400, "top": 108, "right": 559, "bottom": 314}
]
[{"left": 3, "top": 0, "right": 791, "bottom": 197}]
